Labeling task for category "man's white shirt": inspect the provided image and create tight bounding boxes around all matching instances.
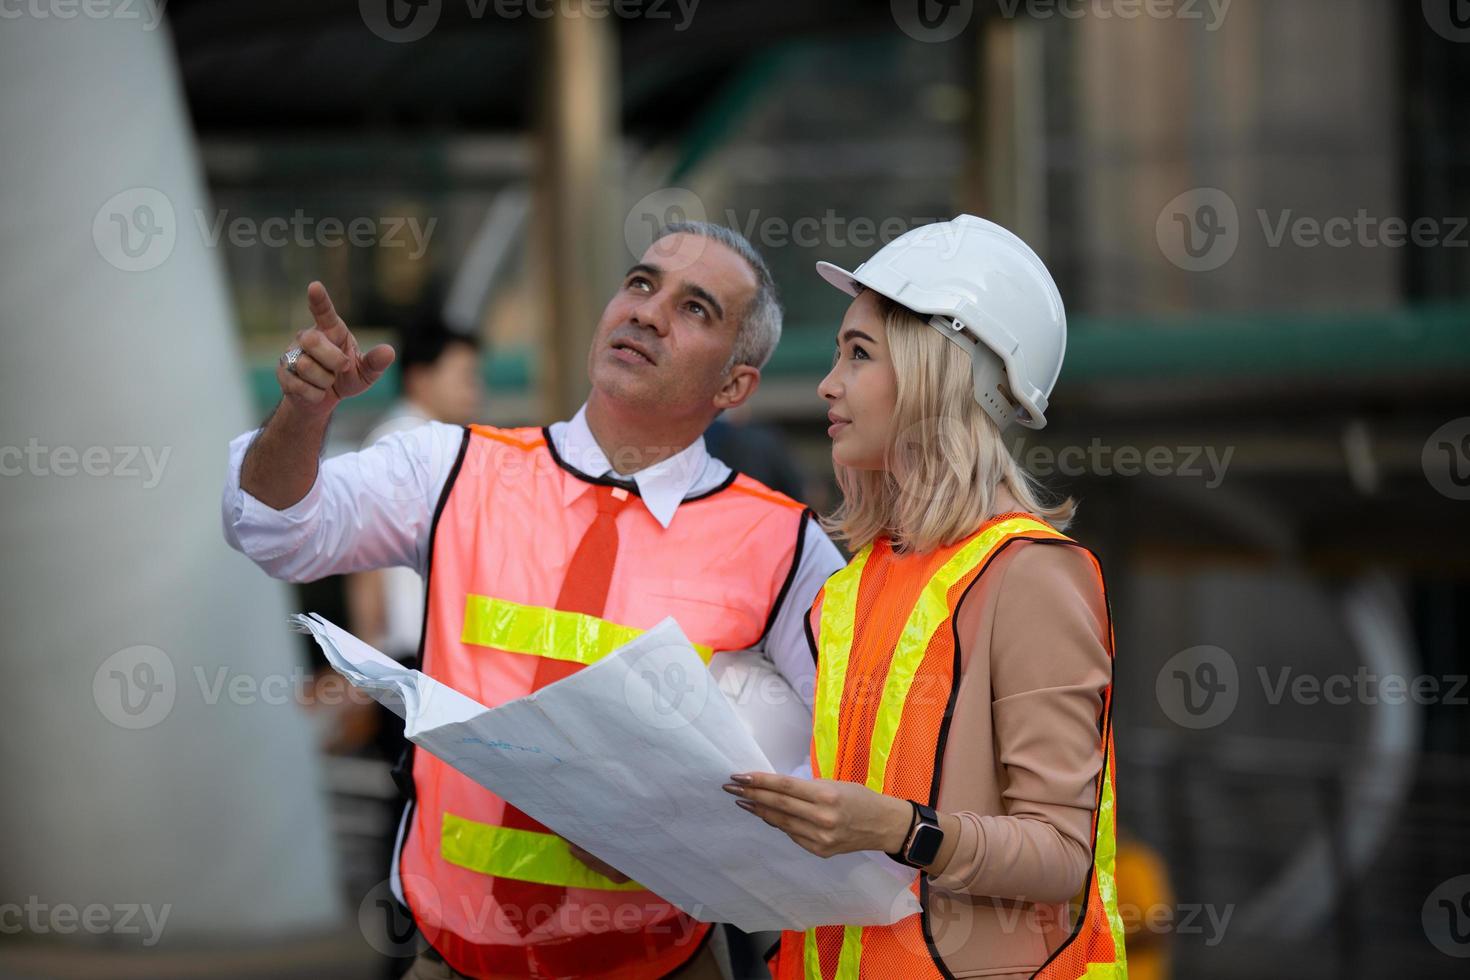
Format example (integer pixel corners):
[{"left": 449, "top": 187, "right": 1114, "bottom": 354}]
[{"left": 222, "top": 403, "right": 844, "bottom": 708}]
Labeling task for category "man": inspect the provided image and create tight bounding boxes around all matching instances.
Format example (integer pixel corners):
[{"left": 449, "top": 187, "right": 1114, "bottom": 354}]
[{"left": 221, "top": 222, "right": 843, "bottom": 980}]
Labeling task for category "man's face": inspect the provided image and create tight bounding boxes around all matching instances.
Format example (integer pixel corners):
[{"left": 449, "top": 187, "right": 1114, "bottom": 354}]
[{"left": 587, "top": 233, "right": 759, "bottom": 423}]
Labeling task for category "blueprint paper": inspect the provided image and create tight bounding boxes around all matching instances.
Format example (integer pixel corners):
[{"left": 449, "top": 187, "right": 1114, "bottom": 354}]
[{"left": 290, "top": 612, "right": 919, "bottom": 931}]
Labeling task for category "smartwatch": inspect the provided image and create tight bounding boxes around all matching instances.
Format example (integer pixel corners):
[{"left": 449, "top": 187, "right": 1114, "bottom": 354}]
[{"left": 888, "top": 801, "right": 944, "bottom": 869}]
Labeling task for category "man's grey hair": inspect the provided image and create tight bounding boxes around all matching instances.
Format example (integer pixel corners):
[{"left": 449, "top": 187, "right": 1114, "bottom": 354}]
[{"left": 652, "top": 221, "right": 783, "bottom": 371}]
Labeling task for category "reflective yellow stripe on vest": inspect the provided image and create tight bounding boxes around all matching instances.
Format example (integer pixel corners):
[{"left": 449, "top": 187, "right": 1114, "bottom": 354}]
[
  {"left": 807, "top": 517, "right": 1065, "bottom": 980},
  {"left": 462, "top": 595, "right": 715, "bottom": 665},
  {"left": 1084, "top": 743, "right": 1129, "bottom": 980},
  {"left": 441, "top": 812, "right": 646, "bottom": 892}
]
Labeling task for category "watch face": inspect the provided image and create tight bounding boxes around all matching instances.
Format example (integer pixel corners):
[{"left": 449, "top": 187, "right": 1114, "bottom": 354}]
[{"left": 908, "top": 823, "right": 943, "bottom": 866}]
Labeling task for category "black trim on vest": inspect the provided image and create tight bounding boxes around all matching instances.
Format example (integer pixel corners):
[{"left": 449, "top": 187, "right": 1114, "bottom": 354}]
[
  {"left": 802, "top": 602, "right": 819, "bottom": 665},
  {"left": 396, "top": 424, "right": 471, "bottom": 806},
  {"left": 759, "top": 506, "right": 814, "bottom": 644},
  {"left": 684, "top": 469, "right": 739, "bottom": 501},
  {"left": 1027, "top": 539, "right": 1116, "bottom": 979},
  {"left": 541, "top": 425, "right": 641, "bottom": 495},
  {"left": 415, "top": 425, "right": 472, "bottom": 678},
  {"left": 393, "top": 425, "right": 472, "bottom": 955},
  {"left": 541, "top": 424, "right": 745, "bottom": 503},
  {"left": 927, "top": 535, "right": 1115, "bottom": 980}
]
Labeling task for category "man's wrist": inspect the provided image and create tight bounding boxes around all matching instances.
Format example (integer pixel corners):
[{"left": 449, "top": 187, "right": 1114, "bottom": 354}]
[{"left": 276, "top": 395, "right": 334, "bottom": 432}]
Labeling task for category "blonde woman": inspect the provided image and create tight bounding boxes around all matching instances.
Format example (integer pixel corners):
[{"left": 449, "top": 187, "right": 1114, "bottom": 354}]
[{"left": 725, "top": 216, "right": 1126, "bottom": 980}]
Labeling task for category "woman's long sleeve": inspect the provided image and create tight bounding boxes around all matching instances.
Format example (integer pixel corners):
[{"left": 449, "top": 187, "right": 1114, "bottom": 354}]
[{"left": 927, "top": 541, "right": 1112, "bottom": 904}]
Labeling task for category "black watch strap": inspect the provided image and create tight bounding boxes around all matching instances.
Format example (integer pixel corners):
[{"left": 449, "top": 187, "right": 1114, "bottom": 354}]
[{"left": 888, "top": 801, "right": 943, "bottom": 869}]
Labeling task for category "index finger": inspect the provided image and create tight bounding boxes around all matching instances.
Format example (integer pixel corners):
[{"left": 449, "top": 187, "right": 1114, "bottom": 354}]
[
  {"left": 306, "top": 281, "right": 348, "bottom": 347},
  {"left": 732, "top": 772, "right": 815, "bottom": 800}
]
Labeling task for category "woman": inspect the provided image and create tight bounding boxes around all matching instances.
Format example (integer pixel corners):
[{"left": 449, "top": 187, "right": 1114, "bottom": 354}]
[{"left": 725, "top": 216, "right": 1125, "bottom": 980}]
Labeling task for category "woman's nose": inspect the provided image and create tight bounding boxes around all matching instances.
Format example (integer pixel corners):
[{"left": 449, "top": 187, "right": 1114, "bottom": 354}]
[{"left": 817, "top": 366, "right": 840, "bottom": 401}]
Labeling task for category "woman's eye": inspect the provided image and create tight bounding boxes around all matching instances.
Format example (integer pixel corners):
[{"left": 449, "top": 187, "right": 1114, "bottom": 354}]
[{"left": 852, "top": 345, "right": 870, "bottom": 361}]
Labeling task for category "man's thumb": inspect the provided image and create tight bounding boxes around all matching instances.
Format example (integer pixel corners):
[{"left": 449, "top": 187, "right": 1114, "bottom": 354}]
[{"left": 360, "top": 343, "right": 396, "bottom": 383}]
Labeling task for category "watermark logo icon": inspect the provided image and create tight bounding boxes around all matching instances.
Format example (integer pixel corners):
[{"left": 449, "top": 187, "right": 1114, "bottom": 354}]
[
  {"left": 93, "top": 188, "right": 176, "bottom": 272},
  {"left": 892, "top": 0, "right": 974, "bottom": 43},
  {"left": 359, "top": 876, "right": 435, "bottom": 957},
  {"left": 623, "top": 641, "right": 711, "bottom": 732},
  {"left": 624, "top": 187, "right": 708, "bottom": 266},
  {"left": 1423, "top": 875, "right": 1470, "bottom": 958},
  {"left": 1423, "top": 0, "right": 1470, "bottom": 43},
  {"left": 93, "top": 645, "right": 176, "bottom": 730},
  {"left": 1423, "top": 417, "right": 1470, "bottom": 501},
  {"left": 1156, "top": 188, "right": 1239, "bottom": 272},
  {"left": 361, "top": 0, "right": 442, "bottom": 42},
  {"left": 1156, "top": 645, "right": 1238, "bottom": 730}
]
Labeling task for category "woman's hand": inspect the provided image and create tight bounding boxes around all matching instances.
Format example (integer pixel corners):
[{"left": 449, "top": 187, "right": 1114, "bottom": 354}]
[{"left": 724, "top": 772, "right": 915, "bottom": 858}]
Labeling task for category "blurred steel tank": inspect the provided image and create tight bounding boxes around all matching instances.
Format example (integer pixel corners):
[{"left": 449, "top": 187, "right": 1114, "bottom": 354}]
[{"left": 0, "top": 5, "right": 342, "bottom": 963}]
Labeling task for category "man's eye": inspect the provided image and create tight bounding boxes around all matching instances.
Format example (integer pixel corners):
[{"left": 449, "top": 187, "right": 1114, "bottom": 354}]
[
  {"left": 627, "top": 276, "right": 651, "bottom": 291},
  {"left": 687, "top": 301, "right": 707, "bottom": 319}
]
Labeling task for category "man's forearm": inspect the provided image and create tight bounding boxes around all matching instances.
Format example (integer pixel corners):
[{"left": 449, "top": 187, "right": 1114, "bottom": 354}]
[{"left": 240, "top": 399, "right": 332, "bottom": 510}]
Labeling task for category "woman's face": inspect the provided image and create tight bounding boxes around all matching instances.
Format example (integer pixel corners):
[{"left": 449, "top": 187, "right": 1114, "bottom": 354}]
[{"left": 817, "top": 289, "right": 899, "bottom": 470}]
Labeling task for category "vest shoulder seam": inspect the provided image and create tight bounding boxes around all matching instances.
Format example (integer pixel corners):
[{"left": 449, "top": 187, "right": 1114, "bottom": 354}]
[
  {"left": 467, "top": 424, "right": 546, "bottom": 450},
  {"left": 725, "top": 475, "right": 806, "bottom": 511}
]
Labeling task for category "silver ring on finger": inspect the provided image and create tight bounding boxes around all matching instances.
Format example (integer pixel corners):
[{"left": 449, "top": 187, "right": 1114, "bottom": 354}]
[{"left": 281, "top": 346, "right": 303, "bottom": 376}]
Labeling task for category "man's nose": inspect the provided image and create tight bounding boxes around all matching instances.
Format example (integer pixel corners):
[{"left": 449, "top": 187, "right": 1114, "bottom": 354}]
[{"left": 630, "top": 296, "right": 671, "bottom": 337}]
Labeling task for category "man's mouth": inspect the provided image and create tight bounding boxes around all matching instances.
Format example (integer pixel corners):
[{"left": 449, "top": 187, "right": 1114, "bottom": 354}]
[{"left": 611, "top": 339, "right": 656, "bottom": 365}]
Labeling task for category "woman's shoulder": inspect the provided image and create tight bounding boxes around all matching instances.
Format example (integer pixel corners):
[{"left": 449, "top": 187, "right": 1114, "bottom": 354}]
[
  {"left": 992, "top": 533, "right": 1103, "bottom": 604},
  {"left": 955, "top": 535, "right": 1110, "bottom": 687}
]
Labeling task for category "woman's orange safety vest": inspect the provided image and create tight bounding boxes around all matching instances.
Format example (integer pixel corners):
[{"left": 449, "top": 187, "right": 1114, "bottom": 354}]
[
  {"left": 770, "top": 514, "right": 1126, "bottom": 980},
  {"left": 399, "top": 424, "right": 809, "bottom": 979}
]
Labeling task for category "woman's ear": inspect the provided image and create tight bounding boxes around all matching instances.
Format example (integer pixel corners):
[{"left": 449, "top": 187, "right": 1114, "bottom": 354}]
[{"left": 714, "top": 364, "right": 761, "bottom": 412}]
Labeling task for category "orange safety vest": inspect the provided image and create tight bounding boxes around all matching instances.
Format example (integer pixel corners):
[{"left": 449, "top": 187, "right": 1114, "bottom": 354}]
[
  {"left": 399, "top": 424, "right": 810, "bottom": 980},
  {"left": 769, "top": 514, "right": 1126, "bottom": 980}
]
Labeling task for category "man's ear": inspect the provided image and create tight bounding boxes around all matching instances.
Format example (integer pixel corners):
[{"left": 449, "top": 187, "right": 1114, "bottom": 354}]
[{"left": 713, "top": 364, "right": 761, "bottom": 413}]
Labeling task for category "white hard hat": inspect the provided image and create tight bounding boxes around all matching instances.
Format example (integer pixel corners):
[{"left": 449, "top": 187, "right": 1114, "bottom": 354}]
[{"left": 816, "top": 214, "right": 1066, "bottom": 430}]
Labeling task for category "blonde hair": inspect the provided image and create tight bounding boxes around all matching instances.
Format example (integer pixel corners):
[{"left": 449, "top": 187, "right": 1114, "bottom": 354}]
[{"left": 822, "top": 296, "right": 1075, "bottom": 554}]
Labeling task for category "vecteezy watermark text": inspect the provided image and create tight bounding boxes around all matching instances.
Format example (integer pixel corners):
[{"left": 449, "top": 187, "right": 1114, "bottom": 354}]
[
  {"left": 0, "top": 0, "right": 168, "bottom": 29},
  {"left": 1011, "top": 437, "right": 1234, "bottom": 488},
  {"left": 359, "top": 0, "right": 699, "bottom": 44},
  {"left": 0, "top": 440, "right": 170, "bottom": 488},
  {"left": 1157, "top": 187, "right": 1469, "bottom": 272},
  {"left": 0, "top": 898, "right": 170, "bottom": 947},
  {"left": 93, "top": 187, "right": 437, "bottom": 273}
]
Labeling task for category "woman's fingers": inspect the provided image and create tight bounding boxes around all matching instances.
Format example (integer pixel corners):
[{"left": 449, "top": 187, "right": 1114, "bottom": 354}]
[
  {"left": 724, "top": 781, "right": 832, "bottom": 828},
  {"left": 734, "top": 797, "right": 824, "bottom": 839},
  {"left": 734, "top": 799, "right": 841, "bottom": 857},
  {"left": 731, "top": 772, "right": 835, "bottom": 804}
]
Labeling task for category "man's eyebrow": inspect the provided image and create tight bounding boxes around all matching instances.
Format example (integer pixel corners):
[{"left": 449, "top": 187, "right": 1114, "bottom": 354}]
[
  {"left": 624, "top": 263, "right": 661, "bottom": 280},
  {"left": 841, "top": 329, "right": 876, "bottom": 345},
  {"left": 683, "top": 283, "right": 725, "bottom": 322}
]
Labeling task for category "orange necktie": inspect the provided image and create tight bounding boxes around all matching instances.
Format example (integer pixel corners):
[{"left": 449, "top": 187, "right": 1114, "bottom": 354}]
[{"left": 491, "top": 483, "right": 633, "bottom": 931}]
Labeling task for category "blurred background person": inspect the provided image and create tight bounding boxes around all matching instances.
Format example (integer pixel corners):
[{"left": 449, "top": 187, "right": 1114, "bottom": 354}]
[{"left": 346, "top": 312, "right": 485, "bottom": 671}]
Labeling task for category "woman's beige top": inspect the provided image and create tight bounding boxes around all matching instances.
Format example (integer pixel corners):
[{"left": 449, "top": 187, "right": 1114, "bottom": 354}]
[{"left": 903, "top": 490, "right": 1112, "bottom": 978}]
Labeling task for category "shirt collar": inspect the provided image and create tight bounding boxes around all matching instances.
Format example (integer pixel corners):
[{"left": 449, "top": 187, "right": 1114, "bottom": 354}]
[{"left": 550, "top": 404, "right": 714, "bottom": 528}]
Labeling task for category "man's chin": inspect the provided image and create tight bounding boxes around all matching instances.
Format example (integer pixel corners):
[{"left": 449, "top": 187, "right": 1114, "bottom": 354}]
[{"left": 589, "top": 373, "right": 664, "bottom": 410}]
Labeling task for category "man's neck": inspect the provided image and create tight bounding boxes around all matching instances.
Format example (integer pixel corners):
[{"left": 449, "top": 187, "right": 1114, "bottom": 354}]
[{"left": 584, "top": 393, "right": 705, "bottom": 476}]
